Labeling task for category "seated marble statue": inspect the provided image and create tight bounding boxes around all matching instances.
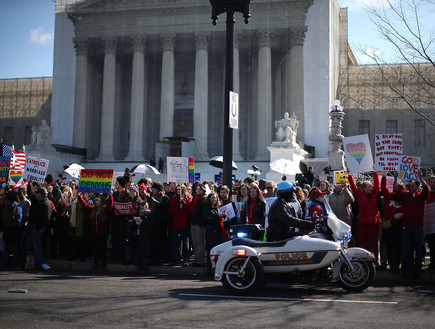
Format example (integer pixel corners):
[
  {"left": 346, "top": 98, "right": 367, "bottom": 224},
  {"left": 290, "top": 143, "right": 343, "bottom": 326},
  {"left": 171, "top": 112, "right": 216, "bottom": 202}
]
[
  {"left": 35, "top": 119, "right": 53, "bottom": 147},
  {"left": 275, "top": 112, "right": 299, "bottom": 145}
]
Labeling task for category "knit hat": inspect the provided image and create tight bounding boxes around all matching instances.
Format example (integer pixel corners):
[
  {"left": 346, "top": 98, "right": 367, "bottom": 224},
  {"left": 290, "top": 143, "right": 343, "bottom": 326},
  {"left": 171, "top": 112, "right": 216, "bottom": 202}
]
[
  {"left": 152, "top": 181, "right": 164, "bottom": 191},
  {"left": 116, "top": 176, "right": 126, "bottom": 188},
  {"left": 129, "top": 185, "right": 139, "bottom": 194},
  {"left": 45, "top": 174, "right": 54, "bottom": 185}
]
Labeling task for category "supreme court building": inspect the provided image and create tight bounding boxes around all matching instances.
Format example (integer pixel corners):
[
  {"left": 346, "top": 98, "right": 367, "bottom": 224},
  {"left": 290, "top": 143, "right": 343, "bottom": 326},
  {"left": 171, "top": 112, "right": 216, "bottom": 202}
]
[{"left": 51, "top": 0, "right": 343, "bottom": 162}]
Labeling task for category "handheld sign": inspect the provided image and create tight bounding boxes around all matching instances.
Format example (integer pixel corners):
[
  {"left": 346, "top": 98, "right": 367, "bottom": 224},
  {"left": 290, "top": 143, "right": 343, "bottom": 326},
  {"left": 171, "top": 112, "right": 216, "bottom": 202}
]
[
  {"left": 22, "top": 156, "right": 49, "bottom": 184},
  {"left": 78, "top": 169, "right": 114, "bottom": 194}
]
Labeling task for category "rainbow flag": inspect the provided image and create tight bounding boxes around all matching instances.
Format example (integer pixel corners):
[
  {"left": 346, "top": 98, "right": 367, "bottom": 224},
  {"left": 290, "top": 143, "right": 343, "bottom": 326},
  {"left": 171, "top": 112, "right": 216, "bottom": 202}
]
[
  {"left": 78, "top": 169, "right": 114, "bottom": 193},
  {"left": 188, "top": 158, "right": 195, "bottom": 184}
]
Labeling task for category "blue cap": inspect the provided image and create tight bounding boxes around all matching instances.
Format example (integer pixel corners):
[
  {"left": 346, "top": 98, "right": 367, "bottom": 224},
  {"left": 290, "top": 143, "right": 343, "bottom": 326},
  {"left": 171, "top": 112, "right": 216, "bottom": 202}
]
[{"left": 277, "top": 181, "right": 293, "bottom": 192}]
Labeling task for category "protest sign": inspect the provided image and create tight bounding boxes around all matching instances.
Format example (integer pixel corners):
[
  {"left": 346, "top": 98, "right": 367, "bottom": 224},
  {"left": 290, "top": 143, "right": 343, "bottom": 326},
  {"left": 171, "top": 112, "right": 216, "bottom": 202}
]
[
  {"left": 22, "top": 156, "right": 49, "bottom": 184},
  {"left": 397, "top": 155, "right": 421, "bottom": 181},
  {"left": 264, "top": 197, "right": 278, "bottom": 229},
  {"left": 167, "top": 157, "right": 195, "bottom": 183},
  {"left": 374, "top": 134, "right": 403, "bottom": 172},
  {"left": 113, "top": 202, "right": 135, "bottom": 215},
  {"left": 424, "top": 202, "right": 435, "bottom": 235},
  {"left": 343, "top": 134, "right": 374, "bottom": 174},
  {"left": 9, "top": 170, "right": 23, "bottom": 186},
  {"left": 219, "top": 203, "right": 236, "bottom": 221},
  {"left": 382, "top": 175, "right": 395, "bottom": 193},
  {"left": 0, "top": 156, "right": 11, "bottom": 188},
  {"left": 78, "top": 169, "right": 114, "bottom": 193},
  {"left": 334, "top": 171, "right": 349, "bottom": 185}
]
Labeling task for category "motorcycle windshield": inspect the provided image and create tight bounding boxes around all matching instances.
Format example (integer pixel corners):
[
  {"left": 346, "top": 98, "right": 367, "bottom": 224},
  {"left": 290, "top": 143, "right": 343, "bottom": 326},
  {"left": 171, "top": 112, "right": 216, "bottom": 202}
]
[{"left": 324, "top": 197, "right": 351, "bottom": 240}]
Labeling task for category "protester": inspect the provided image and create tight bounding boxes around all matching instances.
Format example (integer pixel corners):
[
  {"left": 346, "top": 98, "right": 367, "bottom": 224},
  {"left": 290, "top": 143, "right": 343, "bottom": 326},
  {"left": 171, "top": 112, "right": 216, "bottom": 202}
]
[
  {"left": 148, "top": 181, "right": 171, "bottom": 266},
  {"left": 240, "top": 183, "right": 266, "bottom": 227},
  {"left": 169, "top": 184, "right": 192, "bottom": 266},
  {"left": 328, "top": 183, "right": 354, "bottom": 227},
  {"left": 78, "top": 193, "right": 113, "bottom": 272},
  {"left": 133, "top": 201, "right": 155, "bottom": 275},
  {"left": 190, "top": 183, "right": 207, "bottom": 267},
  {"left": 348, "top": 172, "right": 381, "bottom": 263},
  {"left": 394, "top": 171, "right": 429, "bottom": 281},
  {"left": 26, "top": 184, "right": 52, "bottom": 270},
  {"left": 380, "top": 175, "right": 403, "bottom": 273}
]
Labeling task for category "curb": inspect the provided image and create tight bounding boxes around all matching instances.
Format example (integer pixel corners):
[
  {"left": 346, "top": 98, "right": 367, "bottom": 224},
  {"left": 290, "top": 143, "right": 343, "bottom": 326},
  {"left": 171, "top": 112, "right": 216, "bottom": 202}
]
[{"left": 45, "top": 260, "right": 434, "bottom": 283}]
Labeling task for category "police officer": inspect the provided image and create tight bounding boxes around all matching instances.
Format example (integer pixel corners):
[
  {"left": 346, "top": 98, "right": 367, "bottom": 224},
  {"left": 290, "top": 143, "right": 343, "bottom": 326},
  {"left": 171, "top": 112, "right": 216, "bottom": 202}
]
[{"left": 266, "top": 181, "right": 316, "bottom": 241}]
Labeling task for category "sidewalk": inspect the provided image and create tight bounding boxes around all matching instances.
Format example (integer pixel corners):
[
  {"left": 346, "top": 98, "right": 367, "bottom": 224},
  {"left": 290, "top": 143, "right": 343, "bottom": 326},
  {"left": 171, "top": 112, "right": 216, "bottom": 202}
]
[{"left": 46, "top": 259, "right": 434, "bottom": 284}]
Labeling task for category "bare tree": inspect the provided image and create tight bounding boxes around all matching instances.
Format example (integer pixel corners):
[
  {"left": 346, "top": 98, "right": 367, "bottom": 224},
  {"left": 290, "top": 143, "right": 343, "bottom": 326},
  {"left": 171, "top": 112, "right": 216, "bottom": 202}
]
[{"left": 355, "top": 0, "right": 435, "bottom": 127}]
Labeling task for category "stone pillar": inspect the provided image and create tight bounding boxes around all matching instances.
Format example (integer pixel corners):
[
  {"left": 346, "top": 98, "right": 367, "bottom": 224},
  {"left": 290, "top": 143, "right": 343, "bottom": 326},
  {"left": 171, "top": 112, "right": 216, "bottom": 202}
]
[
  {"left": 232, "top": 32, "right": 243, "bottom": 161},
  {"left": 328, "top": 102, "right": 346, "bottom": 171},
  {"left": 193, "top": 32, "right": 209, "bottom": 160},
  {"left": 73, "top": 38, "right": 88, "bottom": 149},
  {"left": 97, "top": 37, "right": 117, "bottom": 160},
  {"left": 160, "top": 33, "right": 176, "bottom": 139},
  {"left": 256, "top": 30, "right": 273, "bottom": 160},
  {"left": 126, "top": 35, "right": 146, "bottom": 161},
  {"left": 286, "top": 27, "right": 307, "bottom": 146}
]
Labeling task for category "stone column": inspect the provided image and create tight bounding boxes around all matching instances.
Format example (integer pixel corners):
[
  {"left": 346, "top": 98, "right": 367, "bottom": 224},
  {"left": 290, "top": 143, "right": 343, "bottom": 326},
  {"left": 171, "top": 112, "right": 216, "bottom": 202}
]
[
  {"left": 256, "top": 30, "right": 273, "bottom": 159},
  {"left": 126, "top": 35, "right": 146, "bottom": 161},
  {"left": 232, "top": 32, "right": 243, "bottom": 161},
  {"left": 286, "top": 27, "right": 307, "bottom": 145},
  {"left": 73, "top": 38, "right": 88, "bottom": 149},
  {"left": 97, "top": 37, "right": 117, "bottom": 161},
  {"left": 160, "top": 33, "right": 176, "bottom": 139},
  {"left": 193, "top": 32, "right": 209, "bottom": 160},
  {"left": 328, "top": 102, "right": 346, "bottom": 171}
]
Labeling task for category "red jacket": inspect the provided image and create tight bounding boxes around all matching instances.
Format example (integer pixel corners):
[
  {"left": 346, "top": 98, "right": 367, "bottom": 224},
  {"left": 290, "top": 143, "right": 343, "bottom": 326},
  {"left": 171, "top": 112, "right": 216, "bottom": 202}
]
[
  {"left": 349, "top": 172, "right": 381, "bottom": 225},
  {"left": 380, "top": 176, "right": 403, "bottom": 222},
  {"left": 395, "top": 183, "right": 429, "bottom": 226},
  {"left": 78, "top": 195, "right": 113, "bottom": 236},
  {"left": 169, "top": 195, "right": 192, "bottom": 228}
]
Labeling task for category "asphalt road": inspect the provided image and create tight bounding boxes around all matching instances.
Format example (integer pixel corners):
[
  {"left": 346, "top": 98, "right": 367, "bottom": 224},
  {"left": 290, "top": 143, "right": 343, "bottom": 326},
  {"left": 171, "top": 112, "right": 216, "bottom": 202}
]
[{"left": 1, "top": 271, "right": 434, "bottom": 329}]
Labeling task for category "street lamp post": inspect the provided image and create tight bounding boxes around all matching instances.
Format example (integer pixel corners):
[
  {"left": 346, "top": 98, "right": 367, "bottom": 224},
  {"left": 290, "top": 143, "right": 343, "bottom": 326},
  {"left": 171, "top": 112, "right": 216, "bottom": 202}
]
[{"left": 209, "top": 0, "right": 251, "bottom": 187}]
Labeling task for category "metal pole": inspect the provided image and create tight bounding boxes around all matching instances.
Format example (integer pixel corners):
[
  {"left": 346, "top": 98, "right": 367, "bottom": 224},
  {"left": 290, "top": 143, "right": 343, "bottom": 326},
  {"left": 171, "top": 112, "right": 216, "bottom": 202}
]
[{"left": 222, "top": 8, "right": 235, "bottom": 187}]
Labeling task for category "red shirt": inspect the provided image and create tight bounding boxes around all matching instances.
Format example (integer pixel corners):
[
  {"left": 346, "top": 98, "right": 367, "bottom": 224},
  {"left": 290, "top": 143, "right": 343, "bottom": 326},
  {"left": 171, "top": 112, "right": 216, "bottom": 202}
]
[
  {"left": 395, "top": 183, "right": 429, "bottom": 226},
  {"left": 349, "top": 172, "right": 381, "bottom": 225}
]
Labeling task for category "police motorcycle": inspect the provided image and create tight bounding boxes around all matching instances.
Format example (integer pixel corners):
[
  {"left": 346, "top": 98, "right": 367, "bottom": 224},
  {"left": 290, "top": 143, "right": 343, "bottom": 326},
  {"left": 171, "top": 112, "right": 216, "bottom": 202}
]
[{"left": 210, "top": 198, "right": 376, "bottom": 295}]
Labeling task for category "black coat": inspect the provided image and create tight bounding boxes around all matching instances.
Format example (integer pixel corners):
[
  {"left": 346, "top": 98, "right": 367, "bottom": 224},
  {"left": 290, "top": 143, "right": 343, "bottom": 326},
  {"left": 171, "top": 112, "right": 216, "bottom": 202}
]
[
  {"left": 137, "top": 211, "right": 155, "bottom": 256},
  {"left": 201, "top": 204, "right": 222, "bottom": 250},
  {"left": 240, "top": 200, "right": 266, "bottom": 227},
  {"left": 27, "top": 185, "right": 52, "bottom": 230},
  {"left": 267, "top": 197, "right": 315, "bottom": 241}
]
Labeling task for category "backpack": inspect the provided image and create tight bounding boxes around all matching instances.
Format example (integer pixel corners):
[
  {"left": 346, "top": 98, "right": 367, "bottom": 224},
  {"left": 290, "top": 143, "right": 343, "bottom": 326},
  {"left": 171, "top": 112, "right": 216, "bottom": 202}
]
[{"left": 2, "top": 202, "right": 18, "bottom": 229}]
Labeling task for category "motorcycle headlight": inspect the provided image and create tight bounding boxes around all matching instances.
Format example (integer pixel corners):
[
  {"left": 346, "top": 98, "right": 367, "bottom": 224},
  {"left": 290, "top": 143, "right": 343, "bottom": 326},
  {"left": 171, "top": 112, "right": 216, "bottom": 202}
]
[{"left": 237, "top": 232, "right": 248, "bottom": 238}]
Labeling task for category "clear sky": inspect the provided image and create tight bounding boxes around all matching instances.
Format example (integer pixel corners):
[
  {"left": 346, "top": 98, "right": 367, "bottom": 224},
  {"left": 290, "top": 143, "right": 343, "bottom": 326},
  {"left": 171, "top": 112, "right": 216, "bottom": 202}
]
[{"left": 0, "top": 0, "right": 428, "bottom": 79}]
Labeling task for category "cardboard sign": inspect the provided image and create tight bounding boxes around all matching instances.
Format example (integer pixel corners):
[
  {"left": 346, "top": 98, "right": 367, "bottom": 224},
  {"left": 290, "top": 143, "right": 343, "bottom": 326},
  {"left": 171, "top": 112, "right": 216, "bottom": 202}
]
[
  {"left": 9, "top": 170, "right": 23, "bottom": 186},
  {"left": 22, "top": 156, "right": 49, "bottom": 184},
  {"left": 167, "top": 157, "right": 194, "bottom": 184},
  {"left": 113, "top": 202, "right": 135, "bottom": 215},
  {"left": 78, "top": 169, "right": 114, "bottom": 193},
  {"left": 374, "top": 134, "right": 403, "bottom": 172},
  {"left": 397, "top": 155, "right": 421, "bottom": 181},
  {"left": 334, "top": 171, "right": 349, "bottom": 185},
  {"left": 343, "top": 134, "right": 374, "bottom": 174}
]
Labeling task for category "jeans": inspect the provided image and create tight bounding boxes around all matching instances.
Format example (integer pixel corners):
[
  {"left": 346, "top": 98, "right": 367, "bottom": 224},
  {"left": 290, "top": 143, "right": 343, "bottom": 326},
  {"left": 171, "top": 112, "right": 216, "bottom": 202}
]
[
  {"left": 27, "top": 224, "right": 44, "bottom": 269},
  {"left": 1, "top": 240, "right": 22, "bottom": 268},
  {"left": 401, "top": 225, "right": 424, "bottom": 279},
  {"left": 169, "top": 227, "right": 190, "bottom": 262}
]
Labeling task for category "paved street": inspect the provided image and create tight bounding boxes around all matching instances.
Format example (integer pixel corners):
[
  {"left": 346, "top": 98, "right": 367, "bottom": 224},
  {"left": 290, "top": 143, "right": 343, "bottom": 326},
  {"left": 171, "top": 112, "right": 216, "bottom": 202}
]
[{"left": 1, "top": 271, "right": 434, "bottom": 329}]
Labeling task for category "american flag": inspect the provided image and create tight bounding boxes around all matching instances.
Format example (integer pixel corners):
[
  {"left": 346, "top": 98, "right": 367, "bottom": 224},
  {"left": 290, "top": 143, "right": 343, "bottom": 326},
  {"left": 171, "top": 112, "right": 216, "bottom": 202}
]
[
  {"left": 0, "top": 143, "right": 13, "bottom": 158},
  {"left": 11, "top": 149, "right": 26, "bottom": 170}
]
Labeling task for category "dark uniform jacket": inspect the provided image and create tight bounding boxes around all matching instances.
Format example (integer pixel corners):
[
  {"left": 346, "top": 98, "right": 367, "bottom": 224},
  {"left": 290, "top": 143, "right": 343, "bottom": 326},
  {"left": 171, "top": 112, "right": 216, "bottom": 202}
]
[{"left": 267, "top": 197, "right": 315, "bottom": 241}]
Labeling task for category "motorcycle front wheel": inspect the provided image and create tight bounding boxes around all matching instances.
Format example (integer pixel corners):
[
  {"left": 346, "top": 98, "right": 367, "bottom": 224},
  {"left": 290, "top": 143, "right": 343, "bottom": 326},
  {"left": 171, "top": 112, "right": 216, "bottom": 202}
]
[
  {"left": 222, "top": 257, "right": 264, "bottom": 295},
  {"left": 338, "top": 260, "right": 375, "bottom": 292}
]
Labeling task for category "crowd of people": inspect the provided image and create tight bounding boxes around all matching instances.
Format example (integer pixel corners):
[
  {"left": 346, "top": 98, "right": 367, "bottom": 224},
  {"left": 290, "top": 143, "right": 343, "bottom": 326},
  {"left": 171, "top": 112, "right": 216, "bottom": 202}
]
[{"left": 0, "top": 167, "right": 434, "bottom": 282}]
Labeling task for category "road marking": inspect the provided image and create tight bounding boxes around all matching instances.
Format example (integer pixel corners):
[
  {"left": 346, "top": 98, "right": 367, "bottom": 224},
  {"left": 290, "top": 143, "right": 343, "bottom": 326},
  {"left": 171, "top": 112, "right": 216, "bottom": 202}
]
[{"left": 179, "top": 293, "right": 398, "bottom": 305}]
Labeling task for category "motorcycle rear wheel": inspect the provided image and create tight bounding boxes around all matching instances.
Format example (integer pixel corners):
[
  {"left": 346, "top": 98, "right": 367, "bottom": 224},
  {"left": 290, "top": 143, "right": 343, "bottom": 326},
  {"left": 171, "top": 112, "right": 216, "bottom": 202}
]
[
  {"left": 338, "top": 260, "right": 375, "bottom": 292},
  {"left": 222, "top": 257, "right": 264, "bottom": 295}
]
